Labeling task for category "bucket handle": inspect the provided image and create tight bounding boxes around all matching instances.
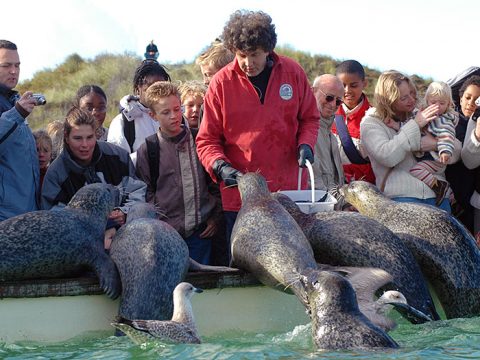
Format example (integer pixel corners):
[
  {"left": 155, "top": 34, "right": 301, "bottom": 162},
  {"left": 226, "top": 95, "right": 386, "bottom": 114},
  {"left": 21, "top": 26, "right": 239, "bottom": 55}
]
[{"left": 297, "top": 159, "right": 315, "bottom": 203}]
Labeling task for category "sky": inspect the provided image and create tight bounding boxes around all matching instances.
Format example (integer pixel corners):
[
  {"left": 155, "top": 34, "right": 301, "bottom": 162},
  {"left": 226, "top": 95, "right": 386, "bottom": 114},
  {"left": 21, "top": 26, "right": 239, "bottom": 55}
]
[{"left": 3, "top": 0, "right": 478, "bottom": 83}]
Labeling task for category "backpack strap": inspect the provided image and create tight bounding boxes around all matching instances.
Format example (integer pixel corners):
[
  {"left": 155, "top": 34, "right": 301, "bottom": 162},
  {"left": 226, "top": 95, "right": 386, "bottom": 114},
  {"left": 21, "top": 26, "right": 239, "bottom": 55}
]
[
  {"left": 122, "top": 112, "right": 136, "bottom": 153},
  {"left": 334, "top": 114, "right": 369, "bottom": 165},
  {"left": 145, "top": 133, "right": 160, "bottom": 193}
]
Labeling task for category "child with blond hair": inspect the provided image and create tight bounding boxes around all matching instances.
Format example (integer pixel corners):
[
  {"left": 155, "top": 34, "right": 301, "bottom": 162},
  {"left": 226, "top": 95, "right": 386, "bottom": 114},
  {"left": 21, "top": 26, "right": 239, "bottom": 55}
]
[
  {"left": 178, "top": 80, "right": 207, "bottom": 129},
  {"left": 135, "top": 81, "right": 222, "bottom": 264},
  {"left": 410, "top": 81, "right": 458, "bottom": 205}
]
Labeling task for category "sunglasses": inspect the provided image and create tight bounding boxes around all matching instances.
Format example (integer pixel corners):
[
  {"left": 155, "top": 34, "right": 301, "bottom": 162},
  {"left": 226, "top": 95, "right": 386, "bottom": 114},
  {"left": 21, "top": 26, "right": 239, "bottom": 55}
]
[{"left": 318, "top": 88, "right": 343, "bottom": 106}]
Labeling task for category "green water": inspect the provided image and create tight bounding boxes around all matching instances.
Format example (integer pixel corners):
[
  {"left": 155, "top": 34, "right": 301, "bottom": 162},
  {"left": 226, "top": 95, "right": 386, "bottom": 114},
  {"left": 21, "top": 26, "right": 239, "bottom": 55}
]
[{"left": 2, "top": 317, "right": 480, "bottom": 359}]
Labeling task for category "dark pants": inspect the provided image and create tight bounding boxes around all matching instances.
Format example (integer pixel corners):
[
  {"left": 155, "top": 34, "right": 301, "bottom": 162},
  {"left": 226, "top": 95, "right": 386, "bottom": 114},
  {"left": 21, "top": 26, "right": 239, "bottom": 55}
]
[{"left": 184, "top": 224, "right": 212, "bottom": 265}]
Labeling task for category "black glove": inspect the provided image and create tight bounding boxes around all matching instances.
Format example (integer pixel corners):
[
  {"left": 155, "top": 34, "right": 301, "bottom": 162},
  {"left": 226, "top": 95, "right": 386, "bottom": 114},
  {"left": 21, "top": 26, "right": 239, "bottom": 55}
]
[
  {"left": 298, "top": 144, "right": 314, "bottom": 168},
  {"left": 212, "top": 160, "right": 243, "bottom": 187}
]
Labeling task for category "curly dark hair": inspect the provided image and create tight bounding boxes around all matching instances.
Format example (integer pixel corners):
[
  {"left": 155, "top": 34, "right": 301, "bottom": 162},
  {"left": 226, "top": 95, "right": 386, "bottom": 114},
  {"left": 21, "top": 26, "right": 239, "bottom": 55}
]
[
  {"left": 459, "top": 75, "right": 480, "bottom": 98},
  {"left": 221, "top": 10, "right": 277, "bottom": 53}
]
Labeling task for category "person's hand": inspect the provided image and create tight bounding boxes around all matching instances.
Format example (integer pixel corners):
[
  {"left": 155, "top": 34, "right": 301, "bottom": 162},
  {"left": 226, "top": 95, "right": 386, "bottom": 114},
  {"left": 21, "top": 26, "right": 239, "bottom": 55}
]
[
  {"left": 16, "top": 91, "right": 36, "bottom": 114},
  {"left": 104, "top": 227, "right": 117, "bottom": 250},
  {"left": 199, "top": 217, "right": 218, "bottom": 238},
  {"left": 420, "top": 132, "right": 438, "bottom": 152},
  {"left": 414, "top": 104, "right": 440, "bottom": 128},
  {"left": 298, "top": 144, "right": 314, "bottom": 168},
  {"left": 108, "top": 209, "right": 126, "bottom": 226},
  {"left": 475, "top": 116, "right": 480, "bottom": 141},
  {"left": 439, "top": 152, "right": 451, "bottom": 164},
  {"left": 213, "top": 160, "right": 243, "bottom": 186}
]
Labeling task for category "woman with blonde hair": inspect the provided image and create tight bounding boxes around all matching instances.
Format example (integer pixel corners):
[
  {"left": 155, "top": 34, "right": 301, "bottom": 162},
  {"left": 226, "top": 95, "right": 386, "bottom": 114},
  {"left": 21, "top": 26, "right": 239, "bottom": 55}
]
[{"left": 360, "top": 70, "right": 461, "bottom": 212}]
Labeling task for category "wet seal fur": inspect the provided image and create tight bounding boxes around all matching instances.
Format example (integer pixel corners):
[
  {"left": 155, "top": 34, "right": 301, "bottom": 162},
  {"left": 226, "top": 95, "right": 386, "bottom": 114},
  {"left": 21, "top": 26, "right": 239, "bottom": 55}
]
[
  {"left": 232, "top": 173, "right": 397, "bottom": 349},
  {"left": 273, "top": 192, "right": 439, "bottom": 322},
  {"left": 0, "top": 183, "right": 121, "bottom": 299},
  {"left": 301, "top": 270, "right": 398, "bottom": 349},
  {"left": 340, "top": 181, "right": 480, "bottom": 319}
]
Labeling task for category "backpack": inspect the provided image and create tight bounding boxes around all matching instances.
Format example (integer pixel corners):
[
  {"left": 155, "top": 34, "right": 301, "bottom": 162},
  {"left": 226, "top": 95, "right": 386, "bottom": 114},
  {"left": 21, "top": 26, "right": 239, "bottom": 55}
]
[
  {"left": 145, "top": 133, "right": 160, "bottom": 194},
  {"left": 122, "top": 112, "right": 136, "bottom": 153}
]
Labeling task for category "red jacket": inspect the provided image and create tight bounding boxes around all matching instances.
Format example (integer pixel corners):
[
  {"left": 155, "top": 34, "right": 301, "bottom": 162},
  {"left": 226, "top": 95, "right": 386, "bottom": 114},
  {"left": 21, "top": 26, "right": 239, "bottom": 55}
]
[
  {"left": 196, "top": 52, "right": 320, "bottom": 211},
  {"left": 332, "top": 95, "right": 375, "bottom": 183}
]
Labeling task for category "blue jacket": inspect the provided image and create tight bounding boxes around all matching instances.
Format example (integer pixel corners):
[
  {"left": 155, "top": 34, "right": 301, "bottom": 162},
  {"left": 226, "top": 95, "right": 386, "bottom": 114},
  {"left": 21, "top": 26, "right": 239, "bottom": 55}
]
[{"left": 0, "top": 86, "right": 40, "bottom": 221}]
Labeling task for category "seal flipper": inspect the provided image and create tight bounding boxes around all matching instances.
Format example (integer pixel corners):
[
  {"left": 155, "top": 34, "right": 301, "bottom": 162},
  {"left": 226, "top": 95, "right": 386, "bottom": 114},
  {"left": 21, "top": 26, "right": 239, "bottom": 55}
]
[
  {"left": 188, "top": 258, "right": 239, "bottom": 272},
  {"left": 94, "top": 254, "right": 121, "bottom": 299}
]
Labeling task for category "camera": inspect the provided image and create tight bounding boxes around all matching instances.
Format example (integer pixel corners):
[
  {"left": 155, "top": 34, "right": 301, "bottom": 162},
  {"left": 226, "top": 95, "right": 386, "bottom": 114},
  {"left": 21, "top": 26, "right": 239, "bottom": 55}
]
[{"left": 32, "top": 94, "right": 47, "bottom": 106}]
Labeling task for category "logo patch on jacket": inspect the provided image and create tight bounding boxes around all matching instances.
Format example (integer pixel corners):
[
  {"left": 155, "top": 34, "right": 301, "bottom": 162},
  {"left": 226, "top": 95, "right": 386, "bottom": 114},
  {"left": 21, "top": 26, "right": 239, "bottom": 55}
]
[{"left": 279, "top": 84, "right": 293, "bottom": 100}]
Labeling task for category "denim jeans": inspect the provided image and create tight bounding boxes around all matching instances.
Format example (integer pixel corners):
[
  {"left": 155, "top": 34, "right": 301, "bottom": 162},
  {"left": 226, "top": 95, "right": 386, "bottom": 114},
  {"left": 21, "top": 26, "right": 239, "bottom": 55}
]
[
  {"left": 184, "top": 225, "right": 212, "bottom": 265},
  {"left": 392, "top": 197, "right": 451, "bottom": 213}
]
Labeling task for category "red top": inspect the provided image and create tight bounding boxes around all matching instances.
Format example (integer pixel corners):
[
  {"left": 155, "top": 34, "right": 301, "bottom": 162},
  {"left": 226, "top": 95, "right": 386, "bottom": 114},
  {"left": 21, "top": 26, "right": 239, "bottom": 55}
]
[
  {"left": 332, "top": 95, "right": 375, "bottom": 184},
  {"left": 196, "top": 52, "right": 320, "bottom": 211}
]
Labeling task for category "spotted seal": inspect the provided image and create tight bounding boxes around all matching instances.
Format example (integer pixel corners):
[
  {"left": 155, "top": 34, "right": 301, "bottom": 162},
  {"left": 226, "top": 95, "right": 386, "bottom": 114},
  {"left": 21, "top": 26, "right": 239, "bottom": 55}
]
[
  {"left": 0, "top": 183, "right": 121, "bottom": 299},
  {"left": 111, "top": 282, "right": 202, "bottom": 344},
  {"left": 231, "top": 172, "right": 319, "bottom": 307},
  {"left": 110, "top": 203, "right": 234, "bottom": 322},
  {"left": 273, "top": 192, "right": 439, "bottom": 322},
  {"left": 340, "top": 180, "right": 480, "bottom": 319},
  {"left": 300, "top": 270, "right": 398, "bottom": 349}
]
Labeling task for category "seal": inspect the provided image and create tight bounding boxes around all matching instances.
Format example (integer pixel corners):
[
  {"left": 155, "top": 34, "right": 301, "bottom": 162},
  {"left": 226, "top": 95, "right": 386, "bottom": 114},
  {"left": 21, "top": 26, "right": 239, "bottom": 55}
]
[
  {"left": 110, "top": 203, "right": 235, "bottom": 322},
  {"left": 273, "top": 192, "right": 439, "bottom": 322},
  {"left": 111, "top": 282, "right": 202, "bottom": 344},
  {"left": 340, "top": 180, "right": 480, "bottom": 319},
  {"left": 233, "top": 173, "right": 399, "bottom": 349},
  {"left": 110, "top": 216, "right": 190, "bottom": 321},
  {"left": 0, "top": 183, "right": 121, "bottom": 299},
  {"left": 231, "top": 172, "right": 319, "bottom": 307},
  {"left": 300, "top": 270, "right": 398, "bottom": 349}
]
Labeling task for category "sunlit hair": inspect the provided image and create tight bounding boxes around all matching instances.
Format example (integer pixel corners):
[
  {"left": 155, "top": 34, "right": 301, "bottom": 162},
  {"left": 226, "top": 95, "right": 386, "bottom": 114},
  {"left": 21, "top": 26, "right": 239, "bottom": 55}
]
[
  {"left": 144, "top": 81, "right": 180, "bottom": 113},
  {"left": 63, "top": 107, "right": 97, "bottom": 146},
  {"left": 336, "top": 59, "right": 366, "bottom": 80},
  {"left": 178, "top": 80, "right": 207, "bottom": 104},
  {"left": 195, "top": 40, "right": 234, "bottom": 69},
  {"left": 222, "top": 10, "right": 277, "bottom": 53},
  {"left": 424, "top": 81, "right": 456, "bottom": 115},
  {"left": 32, "top": 129, "right": 52, "bottom": 152},
  {"left": 374, "top": 70, "right": 417, "bottom": 122},
  {"left": 46, "top": 120, "right": 64, "bottom": 160}
]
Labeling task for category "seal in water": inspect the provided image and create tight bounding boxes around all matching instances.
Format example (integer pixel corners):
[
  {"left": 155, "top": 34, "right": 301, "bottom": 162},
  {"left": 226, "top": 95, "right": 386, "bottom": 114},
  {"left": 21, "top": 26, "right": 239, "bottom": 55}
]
[
  {"left": 340, "top": 180, "right": 480, "bottom": 319},
  {"left": 111, "top": 282, "right": 202, "bottom": 344},
  {"left": 300, "top": 270, "right": 398, "bottom": 349},
  {"left": 273, "top": 192, "right": 439, "bottom": 322},
  {"left": 110, "top": 203, "right": 235, "bottom": 322},
  {"left": 0, "top": 183, "right": 121, "bottom": 299},
  {"left": 233, "top": 173, "right": 399, "bottom": 349}
]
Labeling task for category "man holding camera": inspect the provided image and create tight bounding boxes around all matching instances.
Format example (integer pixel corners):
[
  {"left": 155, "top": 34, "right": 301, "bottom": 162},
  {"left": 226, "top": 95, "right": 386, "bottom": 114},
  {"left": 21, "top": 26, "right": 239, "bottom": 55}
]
[{"left": 0, "top": 39, "right": 41, "bottom": 221}]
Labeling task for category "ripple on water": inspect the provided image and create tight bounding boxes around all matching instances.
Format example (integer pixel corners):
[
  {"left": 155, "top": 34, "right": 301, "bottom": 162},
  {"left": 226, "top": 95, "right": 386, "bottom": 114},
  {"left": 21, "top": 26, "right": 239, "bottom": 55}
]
[{"left": 1, "top": 317, "right": 480, "bottom": 359}]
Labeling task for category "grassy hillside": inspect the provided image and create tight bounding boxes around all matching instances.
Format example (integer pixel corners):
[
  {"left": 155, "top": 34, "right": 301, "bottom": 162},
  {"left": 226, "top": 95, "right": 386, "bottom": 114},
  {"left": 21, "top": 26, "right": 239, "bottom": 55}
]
[{"left": 17, "top": 47, "right": 432, "bottom": 130}]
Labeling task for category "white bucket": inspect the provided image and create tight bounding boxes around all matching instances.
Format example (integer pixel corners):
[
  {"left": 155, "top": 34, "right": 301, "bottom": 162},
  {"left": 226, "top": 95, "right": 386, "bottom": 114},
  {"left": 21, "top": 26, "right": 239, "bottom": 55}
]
[{"left": 279, "top": 159, "right": 337, "bottom": 214}]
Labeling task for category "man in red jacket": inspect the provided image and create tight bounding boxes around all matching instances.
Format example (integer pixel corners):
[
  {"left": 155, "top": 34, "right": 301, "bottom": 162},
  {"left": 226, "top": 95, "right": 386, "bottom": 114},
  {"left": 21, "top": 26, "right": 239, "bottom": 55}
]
[{"left": 196, "top": 10, "right": 320, "bottom": 247}]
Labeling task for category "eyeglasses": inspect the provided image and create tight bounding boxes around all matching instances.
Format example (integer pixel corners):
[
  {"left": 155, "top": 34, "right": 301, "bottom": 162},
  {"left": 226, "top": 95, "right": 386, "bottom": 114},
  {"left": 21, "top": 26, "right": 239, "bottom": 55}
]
[{"left": 317, "top": 88, "right": 343, "bottom": 107}]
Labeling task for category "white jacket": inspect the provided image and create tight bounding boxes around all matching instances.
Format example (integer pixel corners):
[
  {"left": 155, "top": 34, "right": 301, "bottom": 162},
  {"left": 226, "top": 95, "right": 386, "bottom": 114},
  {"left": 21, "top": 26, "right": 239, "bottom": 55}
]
[{"left": 107, "top": 95, "right": 159, "bottom": 165}]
